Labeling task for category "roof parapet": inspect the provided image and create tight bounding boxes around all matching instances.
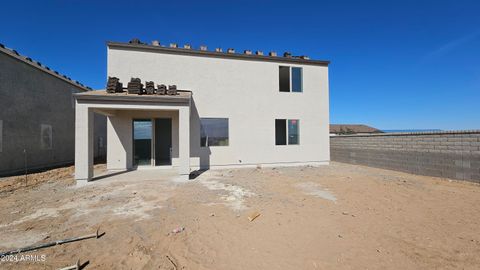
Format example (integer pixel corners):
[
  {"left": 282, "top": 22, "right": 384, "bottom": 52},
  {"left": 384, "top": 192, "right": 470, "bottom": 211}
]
[{"left": 107, "top": 39, "right": 329, "bottom": 66}]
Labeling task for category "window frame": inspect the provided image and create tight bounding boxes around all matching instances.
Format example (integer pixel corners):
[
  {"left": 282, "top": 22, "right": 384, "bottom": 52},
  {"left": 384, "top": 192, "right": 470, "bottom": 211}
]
[
  {"left": 275, "top": 119, "right": 300, "bottom": 145},
  {"left": 279, "top": 66, "right": 303, "bottom": 93},
  {"left": 200, "top": 118, "right": 230, "bottom": 147}
]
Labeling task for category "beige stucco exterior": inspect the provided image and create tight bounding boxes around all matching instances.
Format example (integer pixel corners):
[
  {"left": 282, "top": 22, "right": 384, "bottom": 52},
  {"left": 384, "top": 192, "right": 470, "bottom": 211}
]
[
  {"left": 107, "top": 44, "right": 330, "bottom": 169},
  {"left": 74, "top": 43, "right": 330, "bottom": 182}
]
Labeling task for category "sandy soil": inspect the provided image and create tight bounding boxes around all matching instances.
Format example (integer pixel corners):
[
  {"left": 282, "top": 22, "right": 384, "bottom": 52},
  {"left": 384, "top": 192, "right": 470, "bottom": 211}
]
[{"left": 0, "top": 162, "right": 479, "bottom": 269}]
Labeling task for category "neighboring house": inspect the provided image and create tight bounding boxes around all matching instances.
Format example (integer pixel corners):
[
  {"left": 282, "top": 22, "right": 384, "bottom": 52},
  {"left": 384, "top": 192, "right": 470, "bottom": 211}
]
[
  {"left": 74, "top": 39, "right": 330, "bottom": 182},
  {"left": 330, "top": 124, "right": 383, "bottom": 136},
  {"left": 0, "top": 43, "right": 106, "bottom": 176}
]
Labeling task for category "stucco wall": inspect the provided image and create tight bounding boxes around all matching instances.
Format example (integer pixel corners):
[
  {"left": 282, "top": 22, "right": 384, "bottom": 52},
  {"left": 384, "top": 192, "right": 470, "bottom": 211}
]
[
  {"left": 331, "top": 131, "right": 480, "bottom": 183},
  {"left": 107, "top": 47, "right": 330, "bottom": 168},
  {"left": 0, "top": 51, "right": 106, "bottom": 176}
]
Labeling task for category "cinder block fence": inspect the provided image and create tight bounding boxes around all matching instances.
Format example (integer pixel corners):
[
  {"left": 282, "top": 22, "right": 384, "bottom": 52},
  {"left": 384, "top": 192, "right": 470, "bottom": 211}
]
[{"left": 330, "top": 131, "right": 480, "bottom": 183}]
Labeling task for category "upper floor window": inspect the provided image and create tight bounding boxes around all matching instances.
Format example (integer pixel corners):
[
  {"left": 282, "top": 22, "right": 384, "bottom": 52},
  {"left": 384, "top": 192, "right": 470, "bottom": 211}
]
[
  {"left": 279, "top": 66, "right": 303, "bottom": 92},
  {"left": 200, "top": 118, "right": 229, "bottom": 147}
]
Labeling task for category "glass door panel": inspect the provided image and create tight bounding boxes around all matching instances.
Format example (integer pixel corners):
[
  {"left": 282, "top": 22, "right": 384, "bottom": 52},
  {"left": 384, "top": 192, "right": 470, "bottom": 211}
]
[{"left": 133, "top": 119, "right": 152, "bottom": 166}]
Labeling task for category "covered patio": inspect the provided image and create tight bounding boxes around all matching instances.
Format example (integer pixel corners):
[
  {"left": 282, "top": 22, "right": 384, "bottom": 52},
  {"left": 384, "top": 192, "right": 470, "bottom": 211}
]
[{"left": 74, "top": 90, "right": 192, "bottom": 182}]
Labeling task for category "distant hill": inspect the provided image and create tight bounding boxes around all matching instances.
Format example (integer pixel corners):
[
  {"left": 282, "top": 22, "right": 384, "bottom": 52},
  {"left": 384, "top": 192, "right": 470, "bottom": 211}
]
[
  {"left": 330, "top": 124, "right": 383, "bottom": 134},
  {"left": 382, "top": 129, "right": 442, "bottom": 133}
]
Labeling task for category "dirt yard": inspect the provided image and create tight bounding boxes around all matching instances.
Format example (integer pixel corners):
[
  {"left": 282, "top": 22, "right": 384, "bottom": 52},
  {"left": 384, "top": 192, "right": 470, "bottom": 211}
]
[{"left": 0, "top": 162, "right": 479, "bottom": 269}]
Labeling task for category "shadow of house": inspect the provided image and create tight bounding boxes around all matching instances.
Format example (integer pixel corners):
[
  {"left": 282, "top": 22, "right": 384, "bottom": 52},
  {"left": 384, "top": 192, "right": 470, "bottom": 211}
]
[{"left": 190, "top": 99, "right": 211, "bottom": 170}]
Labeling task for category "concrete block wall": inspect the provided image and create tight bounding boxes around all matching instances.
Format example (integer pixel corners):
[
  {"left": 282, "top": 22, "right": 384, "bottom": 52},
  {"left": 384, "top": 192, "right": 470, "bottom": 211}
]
[
  {"left": 330, "top": 131, "right": 480, "bottom": 183},
  {"left": 0, "top": 48, "right": 106, "bottom": 177}
]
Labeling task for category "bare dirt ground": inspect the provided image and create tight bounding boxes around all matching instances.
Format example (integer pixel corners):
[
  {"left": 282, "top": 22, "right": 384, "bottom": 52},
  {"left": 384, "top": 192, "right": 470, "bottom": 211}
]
[{"left": 0, "top": 162, "right": 479, "bottom": 269}]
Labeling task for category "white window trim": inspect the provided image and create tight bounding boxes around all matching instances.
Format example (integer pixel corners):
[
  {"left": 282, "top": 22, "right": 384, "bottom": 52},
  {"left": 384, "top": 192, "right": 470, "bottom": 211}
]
[
  {"left": 280, "top": 66, "right": 303, "bottom": 93},
  {"left": 276, "top": 119, "right": 300, "bottom": 146}
]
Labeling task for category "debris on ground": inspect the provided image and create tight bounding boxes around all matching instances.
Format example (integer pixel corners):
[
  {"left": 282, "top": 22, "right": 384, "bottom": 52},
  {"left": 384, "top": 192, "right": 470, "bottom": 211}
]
[
  {"left": 247, "top": 211, "right": 261, "bottom": 222},
  {"left": 0, "top": 227, "right": 103, "bottom": 256},
  {"left": 58, "top": 259, "right": 81, "bottom": 270},
  {"left": 171, "top": 227, "right": 185, "bottom": 234}
]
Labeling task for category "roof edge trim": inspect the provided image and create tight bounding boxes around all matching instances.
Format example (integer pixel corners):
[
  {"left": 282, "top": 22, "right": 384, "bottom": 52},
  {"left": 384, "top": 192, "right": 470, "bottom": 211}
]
[{"left": 107, "top": 41, "right": 330, "bottom": 66}]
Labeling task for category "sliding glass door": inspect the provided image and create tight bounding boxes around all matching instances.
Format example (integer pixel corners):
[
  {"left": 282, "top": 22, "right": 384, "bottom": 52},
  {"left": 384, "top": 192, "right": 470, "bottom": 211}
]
[{"left": 133, "top": 119, "right": 152, "bottom": 166}]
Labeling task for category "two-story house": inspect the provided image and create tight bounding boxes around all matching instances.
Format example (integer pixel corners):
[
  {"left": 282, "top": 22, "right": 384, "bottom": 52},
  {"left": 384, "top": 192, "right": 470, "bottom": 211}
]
[{"left": 74, "top": 40, "right": 330, "bottom": 182}]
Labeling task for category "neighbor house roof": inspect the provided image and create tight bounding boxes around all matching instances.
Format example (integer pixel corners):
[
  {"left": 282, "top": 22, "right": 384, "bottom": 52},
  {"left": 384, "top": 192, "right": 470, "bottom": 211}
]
[
  {"left": 107, "top": 40, "right": 330, "bottom": 66},
  {"left": 0, "top": 42, "right": 91, "bottom": 91},
  {"left": 330, "top": 124, "right": 383, "bottom": 134}
]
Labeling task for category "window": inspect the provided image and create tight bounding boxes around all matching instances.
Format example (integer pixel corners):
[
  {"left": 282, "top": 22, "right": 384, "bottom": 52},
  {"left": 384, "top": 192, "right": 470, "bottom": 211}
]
[
  {"left": 40, "top": 124, "right": 53, "bottom": 150},
  {"left": 279, "top": 66, "right": 290, "bottom": 92},
  {"left": 288, "top": 119, "right": 299, "bottom": 144},
  {"left": 291, "top": 67, "right": 303, "bottom": 92},
  {"left": 275, "top": 119, "right": 299, "bottom": 145},
  {"left": 275, "top": 119, "right": 287, "bottom": 145},
  {"left": 279, "top": 66, "right": 303, "bottom": 92},
  {"left": 200, "top": 118, "right": 229, "bottom": 147}
]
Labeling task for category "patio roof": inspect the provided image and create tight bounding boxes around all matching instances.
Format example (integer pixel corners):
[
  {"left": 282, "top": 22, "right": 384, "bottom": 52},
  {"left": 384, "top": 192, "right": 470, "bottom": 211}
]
[{"left": 74, "top": 90, "right": 191, "bottom": 105}]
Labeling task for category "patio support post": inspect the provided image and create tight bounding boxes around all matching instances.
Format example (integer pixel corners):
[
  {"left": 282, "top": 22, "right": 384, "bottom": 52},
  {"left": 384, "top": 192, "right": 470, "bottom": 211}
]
[
  {"left": 178, "top": 106, "right": 191, "bottom": 180},
  {"left": 75, "top": 103, "right": 94, "bottom": 182}
]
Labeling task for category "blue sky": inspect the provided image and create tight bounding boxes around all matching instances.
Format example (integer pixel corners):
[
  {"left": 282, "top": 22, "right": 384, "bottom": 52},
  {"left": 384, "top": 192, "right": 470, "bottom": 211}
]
[{"left": 1, "top": 0, "right": 479, "bottom": 130}]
